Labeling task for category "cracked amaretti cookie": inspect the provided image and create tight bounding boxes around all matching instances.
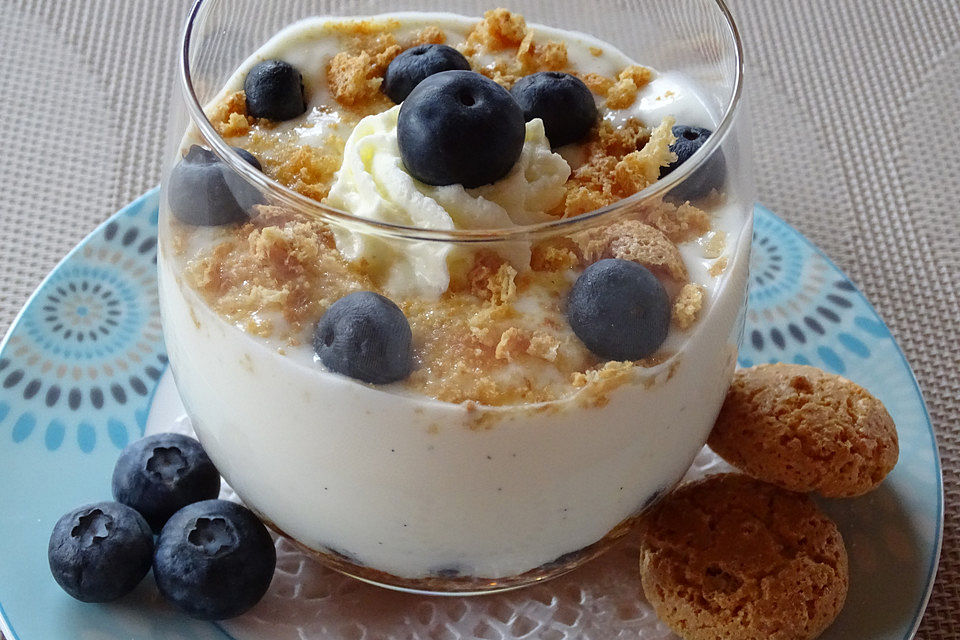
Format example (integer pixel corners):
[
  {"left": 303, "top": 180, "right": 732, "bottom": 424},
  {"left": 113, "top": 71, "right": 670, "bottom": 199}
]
[
  {"left": 707, "top": 363, "right": 898, "bottom": 497},
  {"left": 638, "top": 474, "right": 849, "bottom": 640}
]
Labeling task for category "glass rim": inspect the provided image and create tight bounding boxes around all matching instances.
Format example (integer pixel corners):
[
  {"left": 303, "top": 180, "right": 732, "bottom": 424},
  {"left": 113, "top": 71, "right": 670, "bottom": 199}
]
[{"left": 177, "top": 0, "right": 745, "bottom": 243}]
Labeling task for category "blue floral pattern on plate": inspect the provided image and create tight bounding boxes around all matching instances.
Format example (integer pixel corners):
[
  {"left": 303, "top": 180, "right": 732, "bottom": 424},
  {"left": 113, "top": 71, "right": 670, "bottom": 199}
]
[
  {"left": 0, "top": 193, "right": 166, "bottom": 454},
  {"left": 0, "top": 194, "right": 942, "bottom": 640}
]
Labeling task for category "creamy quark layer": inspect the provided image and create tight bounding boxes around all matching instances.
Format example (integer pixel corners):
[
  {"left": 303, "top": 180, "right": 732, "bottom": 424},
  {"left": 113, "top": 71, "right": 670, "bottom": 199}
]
[{"left": 160, "top": 9, "right": 751, "bottom": 581}]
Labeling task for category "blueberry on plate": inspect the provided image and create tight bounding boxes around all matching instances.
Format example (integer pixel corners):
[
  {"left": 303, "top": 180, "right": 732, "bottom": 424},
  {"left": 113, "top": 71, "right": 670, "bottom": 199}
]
[
  {"left": 510, "top": 71, "right": 598, "bottom": 147},
  {"left": 567, "top": 258, "right": 670, "bottom": 360},
  {"left": 153, "top": 500, "right": 276, "bottom": 620},
  {"left": 314, "top": 291, "right": 413, "bottom": 384},
  {"left": 383, "top": 44, "right": 471, "bottom": 103},
  {"left": 48, "top": 501, "right": 153, "bottom": 602},
  {"left": 167, "top": 145, "right": 263, "bottom": 226},
  {"left": 243, "top": 59, "right": 307, "bottom": 121},
  {"left": 659, "top": 125, "right": 726, "bottom": 201},
  {"left": 113, "top": 433, "right": 221, "bottom": 533},
  {"left": 398, "top": 70, "right": 526, "bottom": 188}
]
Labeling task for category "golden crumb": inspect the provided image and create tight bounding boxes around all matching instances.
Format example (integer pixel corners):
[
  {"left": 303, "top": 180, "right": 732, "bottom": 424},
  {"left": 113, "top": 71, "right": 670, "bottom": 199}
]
[
  {"left": 589, "top": 46, "right": 603, "bottom": 57},
  {"left": 184, "top": 207, "right": 368, "bottom": 338},
  {"left": 560, "top": 119, "right": 678, "bottom": 217},
  {"left": 271, "top": 145, "right": 342, "bottom": 201},
  {"left": 531, "top": 238, "right": 581, "bottom": 272},
  {"left": 608, "top": 221, "right": 688, "bottom": 281},
  {"left": 604, "top": 66, "right": 653, "bottom": 109},
  {"left": 576, "top": 72, "right": 615, "bottom": 96},
  {"left": 517, "top": 31, "right": 568, "bottom": 72},
  {"left": 612, "top": 117, "right": 677, "bottom": 195},
  {"left": 703, "top": 230, "right": 727, "bottom": 259},
  {"left": 488, "top": 262, "right": 519, "bottom": 305},
  {"left": 495, "top": 327, "right": 528, "bottom": 361},
  {"left": 328, "top": 50, "right": 386, "bottom": 108},
  {"left": 619, "top": 64, "right": 654, "bottom": 88},
  {"left": 325, "top": 29, "right": 400, "bottom": 111},
  {"left": 576, "top": 220, "right": 688, "bottom": 281},
  {"left": 474, "top": 57, "right": 525, "bottom": 89},
  {"left": 562, "top": 186, "right": 612, "bottom": 217},
  {"left": 207, "top": 91, "right": 253, "bottom": 137},
  {"left": 598, "top": 119, "right": 651, "bottom": 157},
  {"left": 709, "top": 256, "right": 728, "bottom": 276},
  {"left": 672, "top": 283, "right": 704, "bottom": 330},
  {"left": 606, "top": 79, "right": 638, "bottom": 109},
  {"left": 412, "top": 25, "right": 446, "bottom": 45},
  {"left": 571, "top": 360, "right": 636, "bottom": 407},
  {"left": 642, "top": 201, "right": 712, "bottom": 244},
  {"left": 527, "top": 330, "right": 561, "bottom": 362},
  {"left": 464, "top": 8, "right": 527, "bottom": 52}
]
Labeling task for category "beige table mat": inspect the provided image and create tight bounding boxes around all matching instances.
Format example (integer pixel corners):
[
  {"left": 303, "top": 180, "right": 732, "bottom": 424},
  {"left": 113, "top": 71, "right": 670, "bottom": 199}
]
[{"left": 0, "top": 0, "right": 958, "bottom": 636}]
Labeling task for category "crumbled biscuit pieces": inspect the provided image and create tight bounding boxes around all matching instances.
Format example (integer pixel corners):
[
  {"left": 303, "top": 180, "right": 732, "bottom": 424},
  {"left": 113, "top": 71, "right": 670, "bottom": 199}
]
[
  {"left": 642, "top": 200, "right": 711, "bottom": 244},
  {"left": 576, "top": 72, "right": 615, "bottom": 96},
  {"left": 606, "top": 66, "right": 654, "bottom": 110},
  {"left": 326, "top": 28, "right": 401, "bottom": 110},
  {"left": 460, "top": 252, "right": 516, "bottom": 303},
  {"left": 463, "top": 8, "right": 527, "bottom": 52},
  {"left": 527, "top": 330, "right": 561, "bottom": 362},
  {"left": 708, "top": 256, "right": 727, "bottom": 276},
  {"left": 672, "top": 283, "right": 703, "bottom": 329},
  {"left": 207, "top": 91, "right": 253, "bottom": 137},
  {"left": 184, "top": 208, "right": 368, "bottom": 337},
  {"left": 708, "top": 364, "right": 899, "bottom": 497},
  {"left": 412, "top": 25, "right": 446, "bottom": 45},
  {"left": 531, "top": 238, "right": 581, "bottom": 272},
  {"left": 495, "top": 327, "right": 527, "bottom": 361},
  {"left": 563, "top": 118, "right": 677, "bottom": 217},
  {"left": 703, "top": 230, "right": 726, "bottom": 259},
  {"left": 517, "top": 31, "right": 568, "bottom": 72},
  {"left": 638, "top": 474, "right": 848, "bottom": 640},
  {"left": 271, "top": 144, "right": 343, "bottom": 201},
  {"left": 458, "top": 9, "right": 568, "bottom": 88},
  {"left": 575, "top": 220, "right": 688, "bottom": 281},
  {"left": 571, "top": 360, "right": 637, "bottom": 407}
]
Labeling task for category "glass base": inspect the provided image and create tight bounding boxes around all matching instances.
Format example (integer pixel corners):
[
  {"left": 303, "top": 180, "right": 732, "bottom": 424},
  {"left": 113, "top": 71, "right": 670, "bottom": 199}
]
[{"left": 262, "top": 513, "right": 642, "bottom": 595}]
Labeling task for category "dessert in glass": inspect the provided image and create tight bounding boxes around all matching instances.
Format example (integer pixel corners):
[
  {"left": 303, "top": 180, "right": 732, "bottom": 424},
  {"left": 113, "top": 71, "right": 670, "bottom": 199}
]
[{"left": 158, "top": 0, "right": 751, "bottom": 593}]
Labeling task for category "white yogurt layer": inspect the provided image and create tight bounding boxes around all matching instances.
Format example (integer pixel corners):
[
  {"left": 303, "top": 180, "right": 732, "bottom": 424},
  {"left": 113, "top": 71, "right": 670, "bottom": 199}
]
[{"left": 160, "top": 12, "right": 752, "bottom": 580}]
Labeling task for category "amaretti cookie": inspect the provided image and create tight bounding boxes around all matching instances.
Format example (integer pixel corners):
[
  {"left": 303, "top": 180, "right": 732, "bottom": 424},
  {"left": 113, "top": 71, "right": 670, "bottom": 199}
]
[
  {"left": 708, "top": 363, "right": 898, "bottom": 497},
  {"left": 637, "top": 474, "right": 849, "bottom": 640}
]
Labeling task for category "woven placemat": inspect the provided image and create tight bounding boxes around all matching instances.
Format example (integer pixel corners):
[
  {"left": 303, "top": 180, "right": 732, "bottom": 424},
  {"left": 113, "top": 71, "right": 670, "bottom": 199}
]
[{"left": 1, "top": 0, "right": 958, "bottom": 637}]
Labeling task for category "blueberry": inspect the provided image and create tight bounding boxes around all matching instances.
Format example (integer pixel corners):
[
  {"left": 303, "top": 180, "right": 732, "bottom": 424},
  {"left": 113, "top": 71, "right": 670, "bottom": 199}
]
[
  {"left": 167, "top": 145, "right": 263, "bottom": 226},
  {"left": 383, "top": 44, "right": 471, "bottom": 103},
  {"left": 233, "top": 146, "right": 262, "bottom": 172},
  {"left": 659, "top": 125, "right": 726, "bottom": 201},
  {"left": 510, "top": 71, "right": 597, "bottom": 147},
  {"left": 112, "top": 433, "right": 221, "bottom": 533},
  {"left": 243, "top": 59, "right": 307, "bottom": 121},
  {"left": 314, "top": 291, "right": 413, "bottom": 384},
  {"left": 567, "top": 259, "right": 670, "bottom": 360},
  {"left": 48, "top": 501, "right": 153, "bottom": 602},
  {"left": 398, "top": 70, "right": 525, "bottom": 188},
  {"left": 153, "top": 500, "right": 276, "bottom": 620}
]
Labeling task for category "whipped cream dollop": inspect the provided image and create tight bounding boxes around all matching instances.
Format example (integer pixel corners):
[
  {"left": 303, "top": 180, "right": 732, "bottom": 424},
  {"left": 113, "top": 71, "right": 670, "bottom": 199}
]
[{"left": 325, "top": 105, "right": 571, "bottom": 297}]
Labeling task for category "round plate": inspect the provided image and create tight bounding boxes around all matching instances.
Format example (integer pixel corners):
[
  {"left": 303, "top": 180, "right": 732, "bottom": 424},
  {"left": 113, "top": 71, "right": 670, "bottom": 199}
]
[{"left": 0, "top": 190, "right": 942, "bottom": 640}]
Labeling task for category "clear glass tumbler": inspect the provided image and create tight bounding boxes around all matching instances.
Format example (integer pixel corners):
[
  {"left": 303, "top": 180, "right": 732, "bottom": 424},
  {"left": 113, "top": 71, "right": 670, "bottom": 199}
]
[{"left": 158, "top": 0, "right": 751, "bottom": 594}]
